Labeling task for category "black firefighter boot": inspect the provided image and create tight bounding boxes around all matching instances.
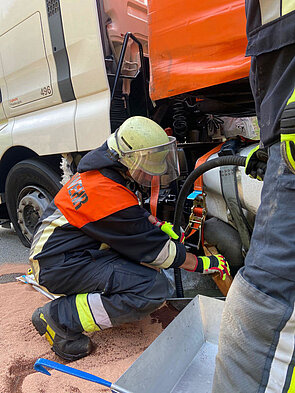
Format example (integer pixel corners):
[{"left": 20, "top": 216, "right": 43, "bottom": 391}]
[{"left": 32, "top": 302, "right": 92, "bottom": 361}]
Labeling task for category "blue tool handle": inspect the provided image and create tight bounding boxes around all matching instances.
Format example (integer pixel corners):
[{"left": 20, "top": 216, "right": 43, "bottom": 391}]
[{"left": 34, "top": 358, "right": 112, "bottom": 388}]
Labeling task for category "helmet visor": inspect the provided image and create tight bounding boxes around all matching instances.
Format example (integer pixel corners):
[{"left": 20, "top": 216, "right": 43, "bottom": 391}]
[{"left": 118, "top": 136, "right": 180, "bottom": 187}]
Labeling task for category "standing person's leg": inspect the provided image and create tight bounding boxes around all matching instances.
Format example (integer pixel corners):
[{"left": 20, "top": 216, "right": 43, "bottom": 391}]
[
  {"left": 32, "top": 255, "right": 172, "bottom": 360},
  {"left": 212, "top": 142, "right": 295, "bottom": 393}
]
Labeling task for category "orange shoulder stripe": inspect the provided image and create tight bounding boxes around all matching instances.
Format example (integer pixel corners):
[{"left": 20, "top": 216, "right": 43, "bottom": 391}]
[{"left": 54, "top": 171, "right": 138, "bottom": 229}]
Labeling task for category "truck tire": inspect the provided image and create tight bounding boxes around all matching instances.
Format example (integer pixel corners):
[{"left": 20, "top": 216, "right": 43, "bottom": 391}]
[{"left": 5, "top": 159, "right": 62, "bottom": 248}]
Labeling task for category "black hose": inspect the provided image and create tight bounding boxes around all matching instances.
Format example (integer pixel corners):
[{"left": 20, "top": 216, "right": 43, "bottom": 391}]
[{"left": 173, "top": 155, "right": 247, "bottom": 298}]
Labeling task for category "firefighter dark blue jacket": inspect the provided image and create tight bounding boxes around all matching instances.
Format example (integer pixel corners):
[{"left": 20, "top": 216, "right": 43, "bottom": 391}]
[
  {"left": 29, "top": 143, "right": 186, "bottom": 291},
  {"left": 245, "top": 0, "right": 295, "bottom": 147}
]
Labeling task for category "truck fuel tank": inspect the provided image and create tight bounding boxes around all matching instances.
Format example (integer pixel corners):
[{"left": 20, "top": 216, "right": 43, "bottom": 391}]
[{"left": 203, "top": 144, "right": 263, "bottom": 225}]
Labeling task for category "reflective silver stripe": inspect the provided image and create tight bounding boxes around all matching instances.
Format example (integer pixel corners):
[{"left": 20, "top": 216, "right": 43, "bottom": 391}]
[
  {"left": 282, "top": 0, "right": 295, "bottom": 15},
  {"left": 259, "top": 0, "right": 295, "bottom": 24},
  {"left": 259, "top": 0, "right": 281, "bottom": 24},
  {"left": 149, "top": 240, "right": 177, "bottom": 269},
  {"left": 88, "top": 293, "right": 113, "bottom": 329},
  {"left": 30, "top": 208, "right": 61, "bottom": 256},
  {"left": 29, "top": 208, "right": 68, "bottom": 282},
  {"left": 30, "top": 208, "right": 67, "bottom": 260},
  {"left": 265, "top": 305, "right": 295, "bottom": 392}
]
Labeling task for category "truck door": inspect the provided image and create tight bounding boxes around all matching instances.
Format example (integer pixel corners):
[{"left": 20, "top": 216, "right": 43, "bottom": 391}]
[
  {"left": 0, "top": 58, "right": 8, "bottom": 132},
  {"left": 0, "top": 88, "right": 7, "bottom": 132},
  {"left": 0, "top": 2, "right": 77, "bottom": 155}
]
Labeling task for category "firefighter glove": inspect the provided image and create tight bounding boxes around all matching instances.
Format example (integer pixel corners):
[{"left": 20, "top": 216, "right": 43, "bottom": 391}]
[
  {"left": 280, "top": 89, "right": 295, "bottom": 174},
  {"left": 152, "top": 218, "right": 185, "bottom": 242},
  {"left": 156, "top": 220, "right": 179, "bottom": 240},
  {"left": 281, "top": 134, "right": 295, "bottom": 174},
  {"left": 185, "top": 254, "right": 230, "bottom": 281},
  {"left": 245, "top": 145, "right": 268, "bottom": 181}
]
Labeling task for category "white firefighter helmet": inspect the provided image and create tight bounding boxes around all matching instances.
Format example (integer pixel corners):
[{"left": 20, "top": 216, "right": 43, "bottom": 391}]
[{"left": 107, "top": 116, "right": 180, "bottom": 187}]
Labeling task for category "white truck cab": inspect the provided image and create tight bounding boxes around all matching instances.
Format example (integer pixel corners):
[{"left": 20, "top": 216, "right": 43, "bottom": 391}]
[{"left": 0, "top": 0, "right": 148, "bottom": 246}]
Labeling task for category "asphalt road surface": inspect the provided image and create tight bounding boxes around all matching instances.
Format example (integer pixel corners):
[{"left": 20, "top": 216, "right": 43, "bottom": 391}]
[{"left": 0, "top": 225, "right": 30, "bottom": 264}]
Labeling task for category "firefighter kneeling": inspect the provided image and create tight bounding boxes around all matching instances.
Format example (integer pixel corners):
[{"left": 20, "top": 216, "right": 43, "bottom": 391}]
[{"left": 30, "top": 116, "right": 230, "bottom": 360}]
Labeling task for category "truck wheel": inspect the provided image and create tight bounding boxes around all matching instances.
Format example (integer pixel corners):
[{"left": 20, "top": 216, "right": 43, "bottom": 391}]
[{"left": 5, "top": 159, "right": 62, "bottom": 248}]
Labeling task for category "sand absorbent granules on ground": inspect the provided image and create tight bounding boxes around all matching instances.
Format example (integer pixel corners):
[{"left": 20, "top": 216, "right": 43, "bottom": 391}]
[{"left": 0, "top": 263, "right": 178, "bottom": 393}]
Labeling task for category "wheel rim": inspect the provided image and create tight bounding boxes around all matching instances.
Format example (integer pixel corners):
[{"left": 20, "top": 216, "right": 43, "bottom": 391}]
[{"left": 16, "top": 186, "right": 52, "bottom": 243}]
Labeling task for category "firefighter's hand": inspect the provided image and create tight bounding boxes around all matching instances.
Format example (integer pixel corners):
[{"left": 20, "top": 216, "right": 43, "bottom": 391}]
[
  {"left": 182, "top": 254, "right": 230, "bottom": 281},
  {"left": 200, "top": 254, "right": 230, "bottom": 280},
  {"left": 245, "top": 145, "right": 268, "bottom": 181},
  {"left": 281, "top": 135, "right": 295, "bottom": 174},
  {"left": 159, "top": 221, "right": 179, "bottom": 239},
  {"left": 148, "top": 215, "right": 184, "bottom": 241}
]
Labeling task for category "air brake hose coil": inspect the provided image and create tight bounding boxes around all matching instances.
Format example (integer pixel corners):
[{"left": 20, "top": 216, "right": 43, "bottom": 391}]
[{"left": 173, "top": 155, "right": 247, "bottom": 298}]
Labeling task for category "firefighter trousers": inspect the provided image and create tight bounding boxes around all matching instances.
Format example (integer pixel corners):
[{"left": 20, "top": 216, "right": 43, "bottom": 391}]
[
  {"left": 38, "top": 249, "right": 173, "bottom": 333},
  {"left": 213, "top": 142, "right": 295, "bottom": 393}
]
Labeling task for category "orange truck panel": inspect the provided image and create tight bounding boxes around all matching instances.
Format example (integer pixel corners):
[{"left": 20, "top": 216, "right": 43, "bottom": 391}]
[{"left": 147, "top": 0, "right": 251, "bottom": 101}]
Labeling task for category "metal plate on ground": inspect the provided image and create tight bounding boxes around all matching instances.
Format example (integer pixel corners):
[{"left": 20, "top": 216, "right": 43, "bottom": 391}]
[
  {"left": 170, "top": 341, "right": 218, "bottom": 393},
  {"left": 115, "top": 295, "right": 224, "bottom": 393}
]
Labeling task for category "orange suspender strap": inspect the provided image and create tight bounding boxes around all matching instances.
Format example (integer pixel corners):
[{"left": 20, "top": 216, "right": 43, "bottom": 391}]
[
  {"left": 186, "top": 143, "right": 224, "bottom": 241},
  {"left": 150, "top": 176, "right": 160, "bottom": 217},
  {"left": 194, "top": 143, "right": 224, "bottom": 191}
]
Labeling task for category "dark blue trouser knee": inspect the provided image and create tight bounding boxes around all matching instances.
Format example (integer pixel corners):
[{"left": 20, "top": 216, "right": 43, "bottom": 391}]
[{"left": 49, "top": 255, "right": 173, "bottom": 333}]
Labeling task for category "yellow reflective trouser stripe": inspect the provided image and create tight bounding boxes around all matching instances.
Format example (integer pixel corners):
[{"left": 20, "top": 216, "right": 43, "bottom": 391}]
[
  {"left": 40, "top": 313, "right": 55, "bottom": 346},
  {"left": 288, "top": 90, "right": 295, "bottom": 106},
  {"left": 288, "top": 367, "right": 295, "bottom": 392},
  {"left": 76, "top": 294, "right": 100, "bottom": 332},
  {"left": 282, "top": 0, "right": 295, "bottom": 15}
]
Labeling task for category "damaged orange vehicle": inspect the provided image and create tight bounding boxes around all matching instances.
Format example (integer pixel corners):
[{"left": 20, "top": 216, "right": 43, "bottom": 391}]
[
  {"left": 145, "top": 0, "right": 258, "bottom": 296},
  {"left": 147, "top": 0, "right": 252, "bottom": 116}
]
